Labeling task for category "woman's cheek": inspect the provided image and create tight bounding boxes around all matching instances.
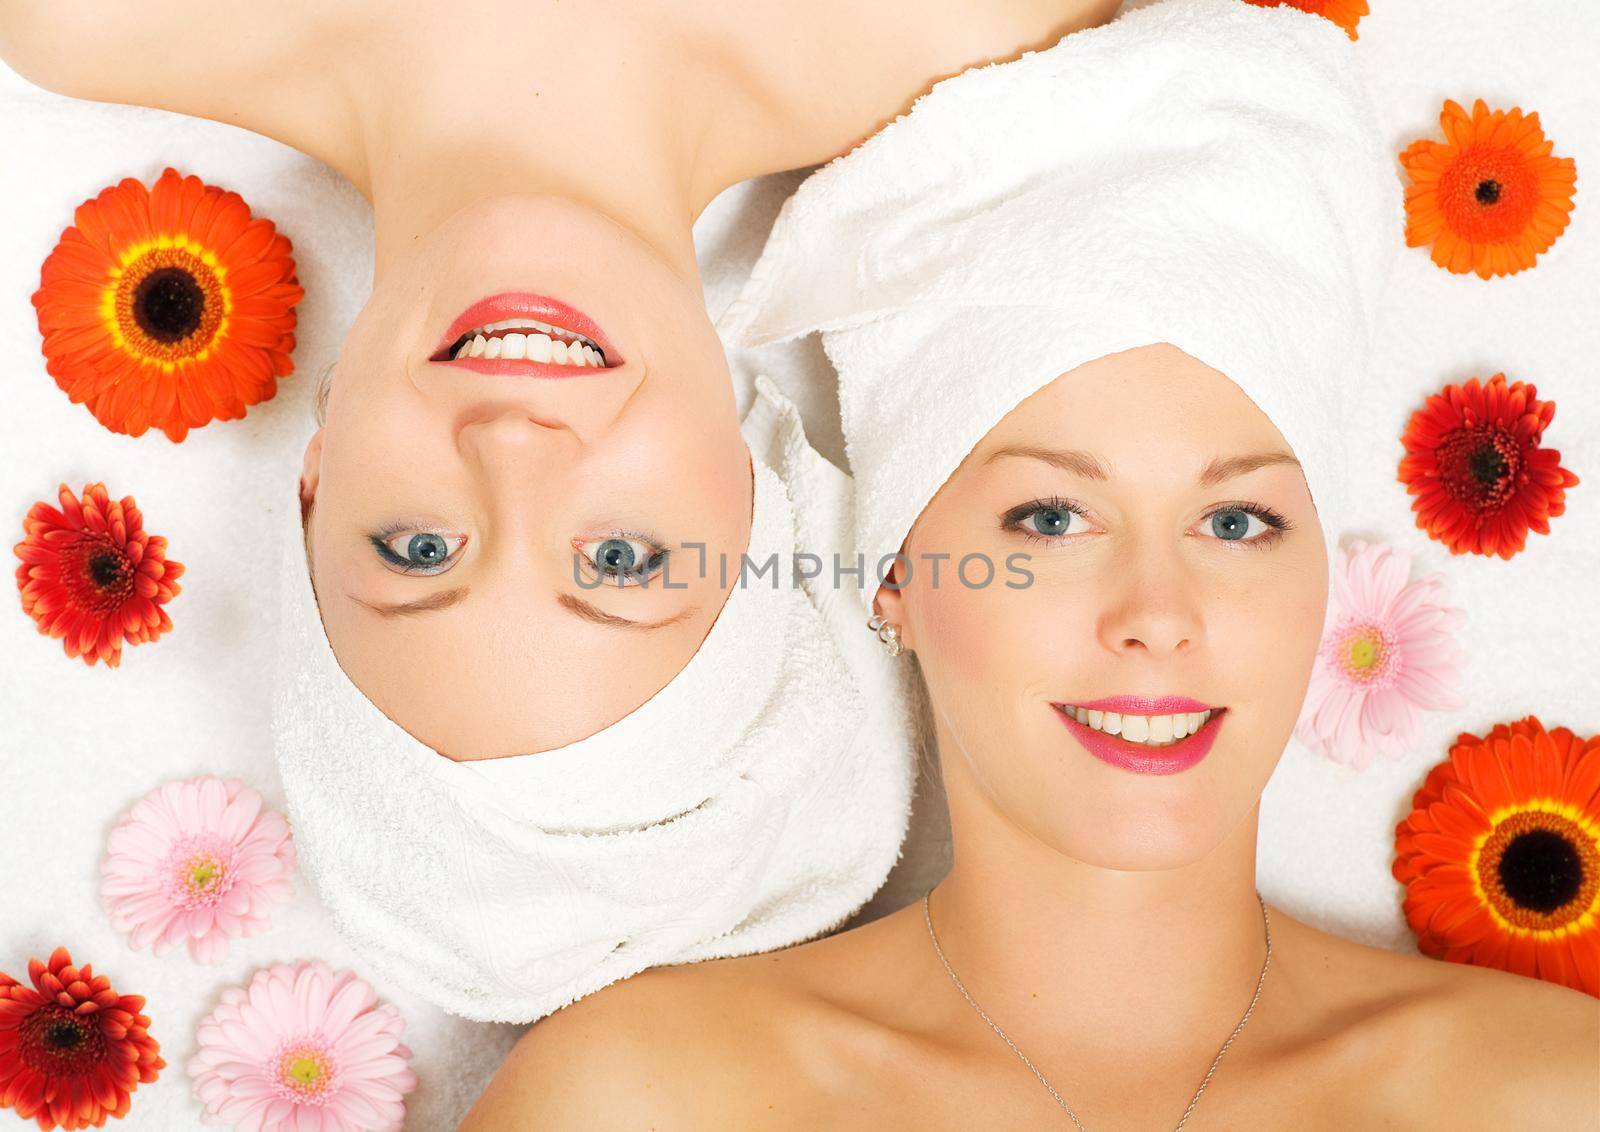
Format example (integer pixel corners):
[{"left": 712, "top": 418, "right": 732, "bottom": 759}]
[{"left": 1210, "top": 554, "right": 1327, "bottom": 737}]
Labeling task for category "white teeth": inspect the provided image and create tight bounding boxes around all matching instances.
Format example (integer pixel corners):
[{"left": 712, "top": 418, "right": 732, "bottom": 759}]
[
  {"left": 1064, "top": 706, "right": 1214, "bottom": 748},
  {"left": 449, "top": 318, "right": 606, "bottom": 365}
]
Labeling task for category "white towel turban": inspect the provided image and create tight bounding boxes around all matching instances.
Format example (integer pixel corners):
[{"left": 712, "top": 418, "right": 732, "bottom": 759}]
[
  {"left": 270, "top": 377, "right": 916, "bottom": 1023},
  {"left": 719, "top": 0, "right": 1403, "bottom": 613}
]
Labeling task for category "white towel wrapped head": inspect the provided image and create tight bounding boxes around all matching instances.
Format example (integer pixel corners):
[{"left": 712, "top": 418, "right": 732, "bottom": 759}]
[
  {"left": 270, "top": 381, "right": 916, "bottom": 1022},
  {"left": 719, "top": 0, "right": 1402, "bottom": 613}
]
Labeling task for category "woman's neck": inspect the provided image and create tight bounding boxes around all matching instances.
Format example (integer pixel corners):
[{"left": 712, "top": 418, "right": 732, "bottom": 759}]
[
  {"left": 350, "top": 34, "right": 730, "bottom": 285},
  {"left": 929, "top": 737, "right": 1273, "bottom": 1063},
  {"left": 364, "top": 132, "right": 706, "bottom": 287}
]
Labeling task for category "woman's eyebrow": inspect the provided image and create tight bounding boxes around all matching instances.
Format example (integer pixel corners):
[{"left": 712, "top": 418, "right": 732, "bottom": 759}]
[
  {"left": 556, "top": 592, "right": 700, "bottom": 631},
  {"left": 1197, "top": 451, "right": 1301, "bottom": 486},
  {"left": 347, "top": 588, "right": 471, "bottom": 618},
  {"left": 982, "top": 446, "right": 1108, "bottom": 479}
]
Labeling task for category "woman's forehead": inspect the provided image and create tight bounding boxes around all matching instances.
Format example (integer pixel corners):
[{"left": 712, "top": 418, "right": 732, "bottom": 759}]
[{"left": 972, "top": 348, "right": 1298, "bottom": 470}]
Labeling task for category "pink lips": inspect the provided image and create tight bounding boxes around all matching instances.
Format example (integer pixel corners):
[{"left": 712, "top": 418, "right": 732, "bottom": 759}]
[
  {"left": 431, "top": 291, "right": 622, "bottom": 377},
  {"left": 1052, "top": 698, "right": 1225, "bottom": 777}
]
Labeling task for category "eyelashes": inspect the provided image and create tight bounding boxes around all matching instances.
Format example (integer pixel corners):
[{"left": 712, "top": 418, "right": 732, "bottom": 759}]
[
  {"left": 574, "top": 532, "right": 671, "bottom": 588},
  {"left": 998, "top": 496, "right": 1295, "bottom": 549},
  {"left": 999, "top": 496, "right": 1091, "bottom": 545},
  {"left": 1200, "top": 501, "right": 1294, "bottom": 551},
  {"left": 369, "top": 525, "right": 466, "bottom": 575},
  {"left": 1203, "top": 502, "right": 1292, "bottom": 550}
]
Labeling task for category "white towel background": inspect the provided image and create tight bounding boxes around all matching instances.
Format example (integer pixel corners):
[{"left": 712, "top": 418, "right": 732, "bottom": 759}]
[{"left": 1, "top": 3, "right": 1595, "bottom": 1128}]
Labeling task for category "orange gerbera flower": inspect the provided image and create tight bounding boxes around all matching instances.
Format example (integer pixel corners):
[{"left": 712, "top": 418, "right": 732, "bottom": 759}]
[
  {"left": 32, "top": 167, "right": 305, "bottom": 442},
  {"left": 1400, "top": 98, "right": 1577, "bottom": 279},
  {"left": 1239, "top": 0, "right": 1368, "bottom": 39},
  {"left": 1393, "top": 717, "right": 1600, "bottom": 997},
  {"left": 13, "top": 483, "right": 185, "bottom": 667},
  {"left": 1398, "top": 373, "right": 1579, "bottom": 559}
]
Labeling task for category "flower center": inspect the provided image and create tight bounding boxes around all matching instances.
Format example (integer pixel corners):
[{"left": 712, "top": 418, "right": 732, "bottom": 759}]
[
  {"left": 132, "top": 266, "right": 207, "bottom": 343},
  {"left": 271, "top": 1041, "right": 340, "bottom": 1105},
  {"left": 186, "top": 853, "right": 224, "bottom": 894},
  {"left": 161, "top": 835, "right": 238, "bottom": 909},
  {"left": 1346, "top": 631, "right": 1382, "bottom": 673},
  {"left": 1434, "top": 424, "right": 1523, "bottom": 514},
  {"left": 1328, "top": 622, "right": 1393, "bottom": 685},
  {"left": 55, "top": 532, "right": 134, "bottom": 613},
  {"left": 1437, "top": 145, "right": 1538, "bottom": 241},
  {"left": 88, "top": 549, "right": 128, "bottom": 587},
  {"left": 1477, "top": 808, "right": 1600, "bottom": 932},
  {"left": 17, "top": 1006, "right": 107, "bottom": 1077},
  {"left": 111, "top": 242, "right": 227, "bottom": 364},
  {"left": 1499, "top": 828, "right": 1581, "bottom": 912}
]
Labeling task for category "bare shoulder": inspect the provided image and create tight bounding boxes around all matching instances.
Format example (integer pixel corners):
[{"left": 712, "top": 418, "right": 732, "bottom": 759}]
[
  {"left": 456, "top": 909, "right": 927, "bottom": 1131},
  {"left": 1420, "top": 955, "right": 1600, "bottom": 1130},
  {"left": 0, "top": 0, "right": 365, "bottom": 184},
  {"left": 456, "top": 950, "right": 820, "bottom": 1131},
  {"left": 1276, "top": 914, "right": 1599, "bottom": 1130}
]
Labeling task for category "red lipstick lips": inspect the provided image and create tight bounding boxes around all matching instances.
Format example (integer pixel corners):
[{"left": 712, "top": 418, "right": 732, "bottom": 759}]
[
  {"left": 430, "top": 291, "right": 623, "bottom": 377},
  {"left": 1052, "top": 698, "right": 1225, "bottom": 777}
]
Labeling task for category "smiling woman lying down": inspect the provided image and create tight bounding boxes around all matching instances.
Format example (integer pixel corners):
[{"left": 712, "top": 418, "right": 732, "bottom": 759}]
[{"left": 459, "top": 2, "right": 1600, "bottom": 1127}]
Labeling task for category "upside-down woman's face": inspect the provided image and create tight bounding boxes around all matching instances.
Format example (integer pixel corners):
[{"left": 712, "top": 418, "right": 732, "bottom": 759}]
[
  {"left": 299, "top": 196, "right": 753, "bottom": 761},
  {"left": 876, "top": 343, "right": 1328, "bottom": 868}
]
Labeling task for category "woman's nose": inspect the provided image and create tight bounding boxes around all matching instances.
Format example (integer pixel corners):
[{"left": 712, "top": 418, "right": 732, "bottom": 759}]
[
  {"left": 457, "top": 409, "right": 577, "bottom": 472},
  {"left": 1095, "top": 544, "right": 1203, "bottom": 657}
]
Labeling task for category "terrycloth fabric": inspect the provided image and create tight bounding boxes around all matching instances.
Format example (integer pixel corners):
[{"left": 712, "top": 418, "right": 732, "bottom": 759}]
[
  {"left": 270, "top": 377, "right": 916, "bottom": 1024},
  {"left": 719, "top": 0, "right": 1402, "bottom": 615}
]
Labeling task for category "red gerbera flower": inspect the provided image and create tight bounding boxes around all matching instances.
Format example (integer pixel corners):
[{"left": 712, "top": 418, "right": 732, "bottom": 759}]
[
  {"left": 31, "top": 166, "right": 304, "bottom": 442},
  {"left": 1239, "top": 0, "right": 1368, "bottom": 40},
  {"left": 13, "top": 483, "right": 185, "bottom": 667},
  {"left": 1393, "top": 717, "right": 1600, "bottom": 997},
  {"left": 0, "top": 947, "right": 165, "bottom": 1130},
  {"left": 1398, "top": 373, "right": 1579, "bottom": 559}
]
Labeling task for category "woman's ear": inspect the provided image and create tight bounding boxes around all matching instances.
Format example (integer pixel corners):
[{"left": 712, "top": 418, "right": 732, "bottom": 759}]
[
  {"left": 870, "top": 548, "right": 915, "bottom": 651},
  {"left": 299, "top": 428, "right": 326, "bottom": 521}
]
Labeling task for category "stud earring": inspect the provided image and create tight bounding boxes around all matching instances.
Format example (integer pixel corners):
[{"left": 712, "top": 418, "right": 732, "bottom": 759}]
[{"left": 867, "top": 613, "right": 905, "bottom": 657}]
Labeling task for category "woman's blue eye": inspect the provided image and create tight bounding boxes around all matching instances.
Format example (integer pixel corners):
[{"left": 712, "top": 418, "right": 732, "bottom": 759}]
[
  {"left": 1203, "top": 508, "right": 1286, "bottom": 543},
  {"left": 580, "top": 536, "right": 666, "bottom": 586},
  {"left": 371, "top": 529, "right": 466, "bottom": 574},
  {"left": 406, "top": 533, "right": 450, "bottom": 564},
  {"left": 1001, "top": 499, "right": 1090, "bottom": 543},
  {"left": 1027, "top": 508, "right": 1077, "bottom": 537}
]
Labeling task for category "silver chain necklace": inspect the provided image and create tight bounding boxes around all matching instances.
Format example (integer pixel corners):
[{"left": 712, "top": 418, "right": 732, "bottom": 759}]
[{"left": 922, "top": 889, "right": 1272, "bottom": 1130}]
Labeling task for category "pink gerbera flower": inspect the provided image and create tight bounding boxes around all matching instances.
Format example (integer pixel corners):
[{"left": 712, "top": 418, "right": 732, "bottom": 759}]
[
  {"left": 1295, "top": 540, "right": 1467, "bottom": 769},
  {"left": 101, "top": 776, "right": 296, "bottom": 965},
  {"left": 188, "top": 962, "right": 417, "bottom": 1132}
]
